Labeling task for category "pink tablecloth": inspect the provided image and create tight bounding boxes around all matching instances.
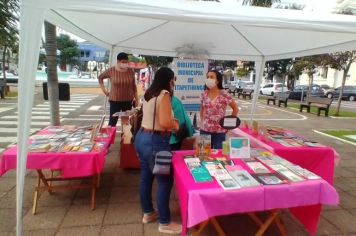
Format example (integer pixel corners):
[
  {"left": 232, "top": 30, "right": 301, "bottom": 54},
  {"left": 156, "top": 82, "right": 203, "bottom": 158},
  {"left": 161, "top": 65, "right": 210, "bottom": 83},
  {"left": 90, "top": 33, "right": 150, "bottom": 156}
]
[
  {"left": 173, "top": 150, "right": 339, "bottom": 236},
  {"left": 233, "top": 128, "right": 337, "bottom": 185},
  {"left": 0, "top": 127, "right": 116, "bottom": 178}
]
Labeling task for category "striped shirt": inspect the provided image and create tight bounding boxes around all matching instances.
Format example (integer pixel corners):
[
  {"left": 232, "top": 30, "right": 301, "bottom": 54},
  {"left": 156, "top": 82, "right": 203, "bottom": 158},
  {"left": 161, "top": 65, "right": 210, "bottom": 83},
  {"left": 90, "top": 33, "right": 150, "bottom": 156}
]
[{"left": 98, "top": 67, "right": 136, "bottom": 102}]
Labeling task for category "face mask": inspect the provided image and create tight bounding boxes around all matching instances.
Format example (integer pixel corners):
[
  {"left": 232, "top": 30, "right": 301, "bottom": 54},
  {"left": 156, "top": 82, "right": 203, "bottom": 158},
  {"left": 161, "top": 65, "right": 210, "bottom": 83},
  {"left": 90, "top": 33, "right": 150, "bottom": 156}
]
[{"left": 205, "top": 79, "right": 216, "bottom": 89}]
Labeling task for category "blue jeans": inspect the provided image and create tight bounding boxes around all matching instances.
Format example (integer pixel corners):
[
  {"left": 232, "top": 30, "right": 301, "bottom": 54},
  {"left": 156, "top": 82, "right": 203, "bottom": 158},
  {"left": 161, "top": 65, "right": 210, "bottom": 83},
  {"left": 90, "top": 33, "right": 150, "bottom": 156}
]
[
  {"left": 200, "top": 130, "right": 226, "bottom": 149},
  {"left": 134, "top": 129, "right": 173, "bottom": 224}
]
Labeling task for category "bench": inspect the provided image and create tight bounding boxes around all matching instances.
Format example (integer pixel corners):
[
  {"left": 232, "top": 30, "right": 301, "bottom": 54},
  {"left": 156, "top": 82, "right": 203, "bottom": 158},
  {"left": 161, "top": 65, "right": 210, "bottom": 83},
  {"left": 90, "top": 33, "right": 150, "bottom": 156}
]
[
  {"left": 267, "top": 92, "right": 289, "bottom": 107},
  {"left": 238, "top": 89, "right": 253, "bottom": 99},
  {"left": 228, "top": 86, "right": 242, "bottom": 96},
  {"left": 299, "top": 97, "right": 332, "bottom": 117}
]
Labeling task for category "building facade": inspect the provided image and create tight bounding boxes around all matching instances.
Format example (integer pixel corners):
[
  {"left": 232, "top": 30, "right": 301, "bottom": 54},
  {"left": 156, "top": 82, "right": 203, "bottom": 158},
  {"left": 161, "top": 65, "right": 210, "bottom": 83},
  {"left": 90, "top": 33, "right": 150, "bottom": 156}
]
[{"left": 77, "top": 42, "right": 109, "bottom": 64}]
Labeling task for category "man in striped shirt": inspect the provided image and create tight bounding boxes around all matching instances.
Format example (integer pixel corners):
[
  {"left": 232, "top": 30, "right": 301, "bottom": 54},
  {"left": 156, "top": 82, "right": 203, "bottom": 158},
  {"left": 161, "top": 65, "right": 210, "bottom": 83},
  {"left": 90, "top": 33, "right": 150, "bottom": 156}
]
[{"left": 98, "top": 52, "right": 138, "bottom": 126}]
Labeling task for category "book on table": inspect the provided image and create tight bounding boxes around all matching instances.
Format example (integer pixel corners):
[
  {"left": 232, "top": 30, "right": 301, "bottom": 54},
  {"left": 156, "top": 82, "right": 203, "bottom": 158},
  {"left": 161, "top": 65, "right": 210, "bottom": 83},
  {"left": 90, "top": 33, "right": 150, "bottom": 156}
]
[
  {"left": 201, "top": 161, "right": 227, "bottom": 177},
  {"left": 253, "top": 173, "right": 287, "bottom": 185},
  {"left": 184, "top": 157, "right": 212, "bottom": 183},
  {"left": 287, "top": 165, "right": 321, "bottom": 180},
  {"left": 228, "top": 169, "right": 261, "bottom": 188},
  {"left": 215, "top": 171, "right": 241, "bottom": 190},
  {"left": 268, "top": 164, "right": 304, "bottom": 182},
  {"left": 28, "top": 143, "right": 51, "bottom": 152},
  {"left": 244, "top": 161, "right": 270, "bottom": 174}
]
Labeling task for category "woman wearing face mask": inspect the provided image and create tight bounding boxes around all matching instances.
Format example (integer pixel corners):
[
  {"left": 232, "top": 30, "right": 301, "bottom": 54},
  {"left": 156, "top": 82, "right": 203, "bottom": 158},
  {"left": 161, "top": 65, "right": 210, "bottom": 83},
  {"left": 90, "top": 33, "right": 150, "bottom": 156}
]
[
  {"left": 98, "top": 52, "right": 138, "bottom": 126},
  {"left": 200, "top": 70, "right": 238, "bottom": 149}
]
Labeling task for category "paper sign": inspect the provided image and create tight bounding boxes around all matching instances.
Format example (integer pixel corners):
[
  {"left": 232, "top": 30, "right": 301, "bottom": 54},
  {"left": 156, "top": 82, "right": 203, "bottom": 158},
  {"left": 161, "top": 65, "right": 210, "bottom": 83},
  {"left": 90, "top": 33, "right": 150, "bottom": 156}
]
[
  {"left": 224, "top": 118, "right": 237, "bottom": 127},
  {"left": 230, "top": 137, "right": 250, "bottom": 159}
]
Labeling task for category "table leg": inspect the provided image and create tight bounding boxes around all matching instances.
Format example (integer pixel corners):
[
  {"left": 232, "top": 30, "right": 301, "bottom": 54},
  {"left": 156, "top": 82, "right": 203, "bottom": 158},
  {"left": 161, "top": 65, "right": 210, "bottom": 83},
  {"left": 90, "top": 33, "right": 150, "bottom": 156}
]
[
  {"left": 210, "top": 217, "right": 226, "bottom": 236},
  {"left": 192, "top": 220, "right": 209, "bottom": 236},
  {"left": 191, "top": 217, "right": 226, "bottom": 236},
  {"left": 248, "top": 213, "right": 264, "bottom": 226},
  {"left": 96, "top": 173, "right": 101, "bottom": 188},
  {"left": 255, "top": 210, "right": 279, "bottom": 236},
  {"left": 91, "top": 174, "right": 97, "bottom": 210},
  {"left": 275, "top": 214, "right": 288, "bottom": 236},
  {"left": 49, "top": 170, "right": 54, "bottom": 188},
  {"left": 32, "top": 175, "right": 41, "bottom": 215},
  {"left": 37, "top": 170, "right": 53, "bottom": 194}
]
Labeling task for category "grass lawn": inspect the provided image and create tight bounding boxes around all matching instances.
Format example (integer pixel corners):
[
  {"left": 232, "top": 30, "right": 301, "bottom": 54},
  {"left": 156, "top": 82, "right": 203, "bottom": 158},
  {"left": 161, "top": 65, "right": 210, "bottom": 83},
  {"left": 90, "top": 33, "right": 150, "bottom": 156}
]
[
  {"left": 286, "top": 102, "right": 356, "bottom": 118},
  {"left": 5, "top": 91, "right": 18, "bottom": 98},
  {"left": 319, "top": 130, "right": 356, "bottom": 144}
]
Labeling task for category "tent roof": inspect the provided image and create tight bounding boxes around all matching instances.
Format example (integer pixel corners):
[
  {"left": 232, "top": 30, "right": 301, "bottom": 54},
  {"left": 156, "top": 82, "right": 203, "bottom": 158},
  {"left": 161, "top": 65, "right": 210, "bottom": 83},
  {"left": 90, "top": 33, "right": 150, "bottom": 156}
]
[{"left": 32, "top": 0, "right": 356, "bottom": 61}]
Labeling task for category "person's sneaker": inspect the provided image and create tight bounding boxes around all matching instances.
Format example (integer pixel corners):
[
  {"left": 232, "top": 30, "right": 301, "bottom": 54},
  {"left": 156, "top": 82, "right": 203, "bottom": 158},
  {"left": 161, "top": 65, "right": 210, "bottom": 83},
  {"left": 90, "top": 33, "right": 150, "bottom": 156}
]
[
  {"left": 158, "top": 222, "right": 182, "bottom": 234},
  {"left": 142, "top": 211, "right": 158, "bottom": 224}
]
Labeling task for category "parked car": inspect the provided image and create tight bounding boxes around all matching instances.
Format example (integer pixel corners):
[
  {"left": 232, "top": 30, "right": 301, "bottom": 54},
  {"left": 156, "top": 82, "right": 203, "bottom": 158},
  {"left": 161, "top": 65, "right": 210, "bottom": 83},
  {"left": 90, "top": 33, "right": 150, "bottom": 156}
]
[
  {"left": 288, "top": 84, "right": 324, "bottom": 100},
  {"left": 260, "top": 83, "right": 289, "bottom": 96},
  {"left": 320, "top": 84, "right": 331, "bottom": 94},
  {"left": 241, "top": 81, "right": 255, "bottom": 90},
  {"left": 325, "top": 86, "right": 356, "bottom": 101}
]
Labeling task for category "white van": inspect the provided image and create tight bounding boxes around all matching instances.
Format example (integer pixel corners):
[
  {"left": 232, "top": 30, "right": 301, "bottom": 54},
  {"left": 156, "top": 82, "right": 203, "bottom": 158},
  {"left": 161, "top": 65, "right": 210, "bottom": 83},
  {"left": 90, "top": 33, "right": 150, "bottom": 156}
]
[{"left": 260, "top": 83, "right": 289, "bottom": 96}]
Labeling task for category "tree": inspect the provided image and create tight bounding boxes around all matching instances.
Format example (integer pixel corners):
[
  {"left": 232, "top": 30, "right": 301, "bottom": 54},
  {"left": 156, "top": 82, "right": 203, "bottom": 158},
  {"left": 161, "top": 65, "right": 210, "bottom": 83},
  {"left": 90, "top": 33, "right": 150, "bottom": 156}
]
[
  {"left": 286, "top": 56, "right": 324, "bottom": 98},
  {"left": 265, "top": 59, "right": 292, "bottom": 88},
  {"left": 56, "top": 34, "right": 80, "bottom": 71},
  {"left": 44, "top": 21, "right": 60, "bottom": 126},
  {"left": 322, "top": 51, "right": 356, "bottom": 116},
  {"left": 143, "top": 55, "right": 173, "bottom": 71},
  {"left": 242, "top": 0, "right": 280, "bottom": 7},
  {"left": 0, "top": 0, "right": 19, "bottom": 88}
]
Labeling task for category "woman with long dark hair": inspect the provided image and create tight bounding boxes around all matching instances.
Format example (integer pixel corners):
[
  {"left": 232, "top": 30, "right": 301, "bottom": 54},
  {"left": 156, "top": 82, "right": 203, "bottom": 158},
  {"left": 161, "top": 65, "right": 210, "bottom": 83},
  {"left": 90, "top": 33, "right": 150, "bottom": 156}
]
[
  {"left": 200, "top": 69, "right": 238, "bottom": 149},
  {"left": 134, "top": 67, "right": 181, "bottom": 234}
]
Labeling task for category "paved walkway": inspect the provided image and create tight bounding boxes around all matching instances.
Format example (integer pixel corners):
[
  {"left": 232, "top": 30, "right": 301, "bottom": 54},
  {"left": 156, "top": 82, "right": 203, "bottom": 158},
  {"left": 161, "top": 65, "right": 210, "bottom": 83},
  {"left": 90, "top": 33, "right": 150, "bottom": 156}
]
[{"left": 0, "top": 93, "right": 356, "bottom": 235}]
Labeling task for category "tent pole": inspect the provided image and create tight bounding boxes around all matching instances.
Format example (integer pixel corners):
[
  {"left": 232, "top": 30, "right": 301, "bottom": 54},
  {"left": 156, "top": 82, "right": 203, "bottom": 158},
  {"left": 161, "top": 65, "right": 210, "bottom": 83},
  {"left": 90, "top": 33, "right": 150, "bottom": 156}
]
[
  {"left": 249, "top": 57, "right": 265, "bottom": 124},
  {"left": 17, "top": 5, "right": 46, "bottom": 236}
]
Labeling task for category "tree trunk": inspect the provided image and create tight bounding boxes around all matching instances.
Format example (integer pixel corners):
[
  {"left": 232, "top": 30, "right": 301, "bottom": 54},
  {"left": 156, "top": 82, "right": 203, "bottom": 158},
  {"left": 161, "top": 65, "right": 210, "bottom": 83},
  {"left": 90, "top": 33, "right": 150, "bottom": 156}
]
[
  {"left": 44, "top": 21, "right": 60, "bottom": 126},
  {"left": 307, "top": 72, "right": 313, "bottom": 98},
  {"left": 2, "top": 46, "right": 7, "bottom": 96},
  {"left": 334, "top": 64, "right": 351, "bottom": 116}
]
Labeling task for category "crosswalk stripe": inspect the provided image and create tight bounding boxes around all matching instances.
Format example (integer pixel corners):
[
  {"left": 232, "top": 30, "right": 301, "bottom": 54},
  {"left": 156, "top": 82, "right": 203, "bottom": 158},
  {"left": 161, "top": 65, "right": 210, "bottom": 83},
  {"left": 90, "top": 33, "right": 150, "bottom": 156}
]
[
  {"left": 68, "top": 100, "right": 94, "bottom": 102},
  {"left": 0, "top": 128, "right": 39, "bottom": 133},
  {"left": 36, "top": 104, "right": 81, "bottom": 108},
  {"left": 88, "top": 106, "right": 101, "bottom": 111},
  {"left": 0, "top": 121, "right": 50, "bottom": 126},
  {"left": 80, "top": 115, "right": 105, "bottom": 117},
  {"left": 44, "top": 102, "right": 86, "bottom": 105},
  {"left": 1, "top": 116, "right": 56, "bottom": 120},
  {"left": 0, "top": 107, "right": 14, "bottom": 113},
  {"left": 0, "top": 137, "right": 17, "bottom": 143},
  {"left": 62, "top": 118, "right": 101, "bottom": 121},
  {"left": 32, "top": 108, "right": 76, "bottom": 111},
  {"left": 15, "top": 111, "right": 69, "bottom": 115}
]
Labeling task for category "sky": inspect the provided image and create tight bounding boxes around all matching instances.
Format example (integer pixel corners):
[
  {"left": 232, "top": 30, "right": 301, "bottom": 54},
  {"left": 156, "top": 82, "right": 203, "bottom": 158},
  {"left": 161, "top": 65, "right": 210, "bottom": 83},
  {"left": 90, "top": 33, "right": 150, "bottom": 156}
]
[{"left": 222, "top": 0, "right": 339, "bottom": 12}]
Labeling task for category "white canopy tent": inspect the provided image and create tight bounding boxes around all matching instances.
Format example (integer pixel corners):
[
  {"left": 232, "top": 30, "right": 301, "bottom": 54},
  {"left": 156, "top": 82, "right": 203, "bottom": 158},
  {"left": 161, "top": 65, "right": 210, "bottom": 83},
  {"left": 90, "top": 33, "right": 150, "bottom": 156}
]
[{"left": 17, "top": 0, "right": 356, "bottom": 235}]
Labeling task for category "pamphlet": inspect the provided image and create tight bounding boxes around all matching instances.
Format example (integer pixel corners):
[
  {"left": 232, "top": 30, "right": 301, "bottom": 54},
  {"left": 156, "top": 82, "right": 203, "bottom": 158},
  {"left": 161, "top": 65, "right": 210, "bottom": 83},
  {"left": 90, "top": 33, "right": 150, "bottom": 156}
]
[
  {"left": 253, "top": 173, "right": 287, "bottom": 185},
  {"left": 228, "top": 170, "right": 261, "bottom": 188},
  {"left": 184, "top": 157, "right": 213, "bottom": 183},
  {"left": 288, "top": 166, "right": 321, "bottom": 180},
  {"left": 230, "top": 137, "right": 250, "bottom": 159},
  {"left": 202, "top": 161, "right": 227, "bottom": 177},
  {"left": 215, "top": 172, "right": 241, "bottom": 190},
  {"left": 245, "top": 161, "right": 270, "bottom": 174},
  {"left": 277, "top": 168, "right": 304, "bottom": 182}
]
